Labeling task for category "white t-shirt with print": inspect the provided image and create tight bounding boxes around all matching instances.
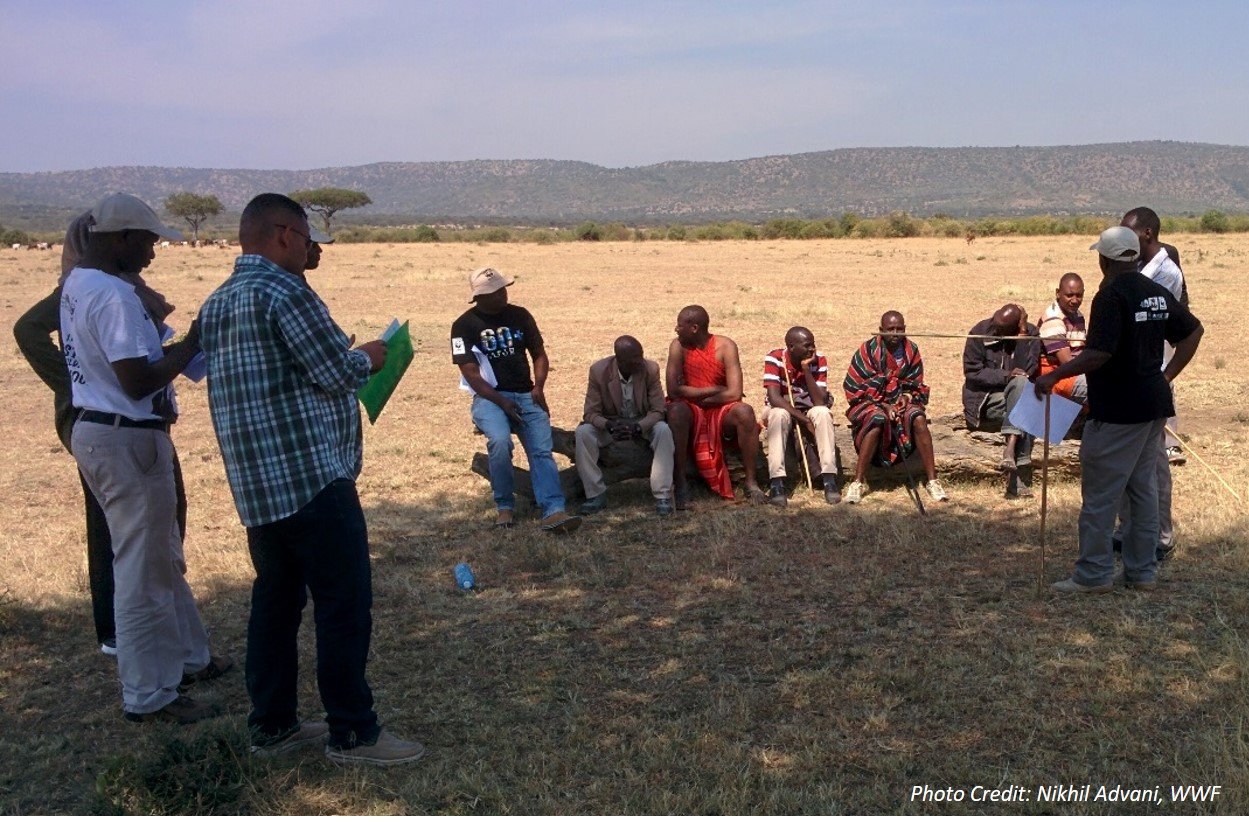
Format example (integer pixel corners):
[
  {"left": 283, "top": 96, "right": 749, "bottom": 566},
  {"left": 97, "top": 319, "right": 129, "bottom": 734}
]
[
  {"left": 60, "top": 267, "right": 176, "bottom": 421},
  {"left": 1140, "top": 248, "right": 1184, "bottom": 300}
]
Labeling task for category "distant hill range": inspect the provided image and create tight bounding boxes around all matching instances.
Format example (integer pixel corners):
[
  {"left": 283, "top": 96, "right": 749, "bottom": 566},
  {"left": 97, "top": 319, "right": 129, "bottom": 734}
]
[{"left": 3, "top": 141, "right": 1248, "bottom": 229}]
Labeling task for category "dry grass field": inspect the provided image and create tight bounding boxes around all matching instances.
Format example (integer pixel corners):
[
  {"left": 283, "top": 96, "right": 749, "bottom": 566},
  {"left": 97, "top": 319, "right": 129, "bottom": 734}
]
[{"left": 1, "top": 235, "right": 1247, "bottom": 814}]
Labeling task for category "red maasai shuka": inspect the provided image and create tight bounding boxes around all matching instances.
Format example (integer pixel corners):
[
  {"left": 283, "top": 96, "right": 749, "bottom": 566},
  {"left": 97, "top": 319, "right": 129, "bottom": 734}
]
[{"left": 672, "top": 335, "right": 737, "bottom": 499}]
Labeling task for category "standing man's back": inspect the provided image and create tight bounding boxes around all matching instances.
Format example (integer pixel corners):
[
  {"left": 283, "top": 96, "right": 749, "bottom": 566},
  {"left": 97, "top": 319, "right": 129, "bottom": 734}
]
[
  {"left": 1037, "top": 226, "right": 1202, "bottom": 594},
  {"left": 199, "top": 193, "right": 424, "bottom": 764}
]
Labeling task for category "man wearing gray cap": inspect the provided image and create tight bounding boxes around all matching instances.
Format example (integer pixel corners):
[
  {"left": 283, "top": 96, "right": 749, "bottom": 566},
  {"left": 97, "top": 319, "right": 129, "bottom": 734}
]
[
  {"left": 62, "top": 192, "right": 228, "bottom": 723},
  {"left": 1035, "top": 226, "right": 1203, "bottom": 594}
]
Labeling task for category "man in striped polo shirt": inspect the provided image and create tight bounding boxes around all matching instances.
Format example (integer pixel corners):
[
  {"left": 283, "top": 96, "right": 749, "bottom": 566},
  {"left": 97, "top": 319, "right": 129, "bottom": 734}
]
[
  {"left": 1037, "top": 272, "right": 1089, "bottom": 404},
  {"left": 762, "top": 326, "right": 840, "bottom": 505}
]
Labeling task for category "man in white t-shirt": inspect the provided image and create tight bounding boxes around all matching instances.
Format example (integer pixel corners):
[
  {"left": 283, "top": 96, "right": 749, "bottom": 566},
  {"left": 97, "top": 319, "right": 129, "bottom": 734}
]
[
  {"left": 1115, "top": 206, "right": 1185, "bottom": 562},
  {"left": 63, "top": 193, "right": 229, "bottom": 724}
]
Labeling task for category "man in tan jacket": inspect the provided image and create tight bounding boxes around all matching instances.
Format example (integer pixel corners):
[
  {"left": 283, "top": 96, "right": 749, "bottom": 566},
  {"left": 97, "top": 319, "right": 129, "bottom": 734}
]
[{"left": 575, "top": 335, "right": 675, "bottom": 516}]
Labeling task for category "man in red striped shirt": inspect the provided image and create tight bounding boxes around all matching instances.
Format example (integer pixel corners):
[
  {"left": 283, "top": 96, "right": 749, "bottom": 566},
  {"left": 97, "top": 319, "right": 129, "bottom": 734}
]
[{"left": 761, "top": 327, "right": 840, "bottom": 505}]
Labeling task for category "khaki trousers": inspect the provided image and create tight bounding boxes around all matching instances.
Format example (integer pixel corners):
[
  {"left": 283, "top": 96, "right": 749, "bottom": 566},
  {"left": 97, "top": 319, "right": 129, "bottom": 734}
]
[
  {"left": 575, "top": 421, "right": 674, "bottom": 500},
  {"left": 72, "top": 422, "right": 210, "bottom": 714},
  {"left": 764, "top": 405, "right": 837, "bottom": 479}
]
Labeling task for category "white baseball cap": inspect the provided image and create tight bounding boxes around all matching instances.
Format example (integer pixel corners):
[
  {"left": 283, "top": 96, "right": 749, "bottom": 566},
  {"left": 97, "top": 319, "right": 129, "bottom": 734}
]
[
  {"left": 1089, "top": 225, "right": 1140, "bottom": 261},
  {"left": 89, "top": 192, "right": 184, "bottom": 240}
]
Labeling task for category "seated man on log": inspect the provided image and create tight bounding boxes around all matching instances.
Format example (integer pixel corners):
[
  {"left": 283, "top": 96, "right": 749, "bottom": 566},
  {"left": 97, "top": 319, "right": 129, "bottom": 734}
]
[
  {"left": 962, "top": 303, "right": 1041, "bottom": 497},
  {"left": 451, "top": 266, "right": 580, "bottom": 533},
  {"left": 575, "top": 335, "right": 675, "bottom": 517},
  {"left": 666, "top": 305, "right": 767, "bottom": 507},
  {"left": 761, "top": 326, "right": 840, "bottom": 506},
  {"left": 842, "top": 311, "right": 947, "bottom": 504},
  {"left": 1037, "top": 273, "right": 1089, "bottom": 405}
]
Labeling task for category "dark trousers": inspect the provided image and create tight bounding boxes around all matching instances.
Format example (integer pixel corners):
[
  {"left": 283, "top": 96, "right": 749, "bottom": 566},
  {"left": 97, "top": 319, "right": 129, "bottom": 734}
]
[
  {"left": 82, "top": 470, "right": 114, "bottom": 645},
  {"left": 79, "top": 439, "right": 187, "bottom": 645},
  {"left": 244, "top": 479, "right": 379, "bottom": 747}
]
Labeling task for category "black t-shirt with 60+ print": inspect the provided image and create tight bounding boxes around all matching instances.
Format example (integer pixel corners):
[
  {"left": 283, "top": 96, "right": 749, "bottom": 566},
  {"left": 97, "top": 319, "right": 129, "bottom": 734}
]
[{"left": 450, "top": 304, "right": 544, "bottom": 393}]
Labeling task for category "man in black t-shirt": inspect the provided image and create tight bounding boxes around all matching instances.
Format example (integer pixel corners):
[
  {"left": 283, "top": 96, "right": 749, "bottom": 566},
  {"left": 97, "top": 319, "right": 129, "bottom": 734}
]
[
  {"left": 451, "top": 267, "right": 580, "bottom": 533},
  {"left": 1036, "top": 226, "right": 1202, "bottom": 594}
]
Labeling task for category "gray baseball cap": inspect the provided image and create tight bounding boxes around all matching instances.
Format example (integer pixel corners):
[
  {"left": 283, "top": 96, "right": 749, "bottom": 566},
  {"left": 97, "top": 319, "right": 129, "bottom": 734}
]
[
  {"left": 90, "top": 192, "right": 184, "bottom": 240},
  {"left": 1089, "top": 225, "right": 1140, "bottom": 261}
]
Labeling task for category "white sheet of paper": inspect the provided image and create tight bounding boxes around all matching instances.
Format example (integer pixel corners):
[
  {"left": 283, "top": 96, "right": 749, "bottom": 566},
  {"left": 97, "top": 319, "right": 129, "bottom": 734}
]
[
  {"left": 380, "top": 318, "right": 401, "bottom": 342},
  {"left": 1008, "top": 388, "right": 1082, "bottom": 445},
  {"left": 182, "top": 351, "right": 207, "bottom": 383}
]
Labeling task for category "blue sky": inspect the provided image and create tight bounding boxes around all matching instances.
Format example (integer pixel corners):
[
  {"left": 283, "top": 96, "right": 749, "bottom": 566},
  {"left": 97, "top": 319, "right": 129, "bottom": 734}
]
[{"left": 2, "top": 0, "right": 1247, "bottom": 172}]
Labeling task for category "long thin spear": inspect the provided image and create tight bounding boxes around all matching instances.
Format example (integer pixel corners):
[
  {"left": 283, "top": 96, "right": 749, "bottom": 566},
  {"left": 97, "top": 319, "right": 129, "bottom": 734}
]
[
  {"left": 1166, "top": 425, "right": 1242, "bottom": 503},
  {"left": 1037, "top": 394, "right": 1051, "bottom": 597},
  {"left": 854, "top": 331, "right": 1041, "bottom": 341}
]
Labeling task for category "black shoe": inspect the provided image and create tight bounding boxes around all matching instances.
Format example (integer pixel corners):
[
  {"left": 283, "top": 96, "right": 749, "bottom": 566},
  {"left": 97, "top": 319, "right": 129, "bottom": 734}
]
[
  {"left": 579, "top": 493, "right": 607, "bottom": 515},
  {"left": 767, "top": 479, "right": 788, "bottom": 507},
  {"left": 820, "top": 473, "right": 840, "bottom": 504},
  {"left": 1156, "top": 543, "right": 1174, "bottom": 563}
]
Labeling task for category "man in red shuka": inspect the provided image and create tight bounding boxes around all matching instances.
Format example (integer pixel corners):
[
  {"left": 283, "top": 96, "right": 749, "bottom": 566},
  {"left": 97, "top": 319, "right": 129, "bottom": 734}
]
[{"left": 665, "top": 305, "right": 766, "bottom": 508}]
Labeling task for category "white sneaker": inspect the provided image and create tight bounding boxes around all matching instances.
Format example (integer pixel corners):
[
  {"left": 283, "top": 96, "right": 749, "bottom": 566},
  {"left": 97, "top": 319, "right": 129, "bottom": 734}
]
[
  {"left": 1166, "top": 446, "right": 1187, "bottom": 466},
  {"left": 843, "top": 481, "right": 865, "bottom": 504},
  {"left": 925, "top": 479, "right": 949, "bottom": 501}
]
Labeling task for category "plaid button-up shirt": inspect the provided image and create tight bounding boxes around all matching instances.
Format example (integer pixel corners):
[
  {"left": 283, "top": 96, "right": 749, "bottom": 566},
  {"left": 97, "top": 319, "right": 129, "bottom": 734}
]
[{"left": 199, "top": 254, "right": 372, "bottom": 527}]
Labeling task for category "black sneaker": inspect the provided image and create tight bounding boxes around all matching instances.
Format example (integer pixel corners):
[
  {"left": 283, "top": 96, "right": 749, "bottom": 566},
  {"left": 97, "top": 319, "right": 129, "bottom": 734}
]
[{"left": 767, "top": 479, "right": 788, "bottom": 507}]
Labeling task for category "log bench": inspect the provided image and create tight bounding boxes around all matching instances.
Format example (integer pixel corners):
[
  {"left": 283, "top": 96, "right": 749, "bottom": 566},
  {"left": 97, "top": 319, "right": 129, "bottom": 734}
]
[{"left": 469, "top": 414, "right": 1083, "bottom": 508}]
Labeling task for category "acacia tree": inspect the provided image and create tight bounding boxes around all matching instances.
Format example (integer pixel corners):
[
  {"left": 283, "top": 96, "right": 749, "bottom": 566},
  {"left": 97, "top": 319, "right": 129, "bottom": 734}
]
[
  {"left": 288, "top": 187, "right": 372, "bottom": 234},
  {"left": 164, "top": 192, "right": 223, "bottom": 245}
]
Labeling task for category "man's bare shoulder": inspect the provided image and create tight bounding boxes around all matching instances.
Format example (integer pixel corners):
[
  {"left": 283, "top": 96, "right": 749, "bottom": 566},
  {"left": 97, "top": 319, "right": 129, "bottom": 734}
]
[{"left": 715, "top": 335, "right": 740, "bottom": 361}]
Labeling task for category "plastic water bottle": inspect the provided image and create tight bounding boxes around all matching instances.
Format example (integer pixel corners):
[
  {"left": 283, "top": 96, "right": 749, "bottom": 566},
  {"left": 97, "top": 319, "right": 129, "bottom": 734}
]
[{"left": 454, "top": 562, "right": 476, "bottom": 591}]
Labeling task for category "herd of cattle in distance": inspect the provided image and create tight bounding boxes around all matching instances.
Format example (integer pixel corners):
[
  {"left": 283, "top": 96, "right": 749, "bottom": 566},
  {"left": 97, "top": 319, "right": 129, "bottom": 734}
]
[{"left": 8, "top": 239, "right": 235, "bottom": 251}]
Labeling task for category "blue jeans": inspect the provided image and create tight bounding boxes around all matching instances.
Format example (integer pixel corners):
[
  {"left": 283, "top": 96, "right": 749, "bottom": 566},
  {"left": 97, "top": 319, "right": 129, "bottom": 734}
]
[
  {"left": 245, "top": 479, "right": 380, "bottom": 748},
  {"left": 472, "top": 392, "right": 566, "bottom": 517}
]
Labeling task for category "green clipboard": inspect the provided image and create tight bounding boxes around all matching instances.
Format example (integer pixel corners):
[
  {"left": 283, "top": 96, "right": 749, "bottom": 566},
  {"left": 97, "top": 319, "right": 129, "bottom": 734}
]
[{"left": 358, "top": 320, "right": 414, "bottom": 424}]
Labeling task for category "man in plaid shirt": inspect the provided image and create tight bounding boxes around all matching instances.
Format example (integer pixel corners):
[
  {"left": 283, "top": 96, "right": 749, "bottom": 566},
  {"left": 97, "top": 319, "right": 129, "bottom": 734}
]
[{"left": 199, "top": 193, "right": 423, "bottom": 765}]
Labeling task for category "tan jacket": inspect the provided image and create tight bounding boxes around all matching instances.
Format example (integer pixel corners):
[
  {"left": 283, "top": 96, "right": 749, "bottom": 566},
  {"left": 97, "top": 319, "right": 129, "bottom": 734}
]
[{"left": 582, "top": 355, "right": 666, "bottom": 433}]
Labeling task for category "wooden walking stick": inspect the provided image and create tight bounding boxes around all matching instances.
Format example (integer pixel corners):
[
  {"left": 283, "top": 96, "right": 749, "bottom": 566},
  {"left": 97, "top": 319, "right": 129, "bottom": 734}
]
[
  {"left": 781, "top": 353, "right": 816, "bottom": 495},
  {"left": 1038, "top": 393, "right": 1051, "bottom": 596}
]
